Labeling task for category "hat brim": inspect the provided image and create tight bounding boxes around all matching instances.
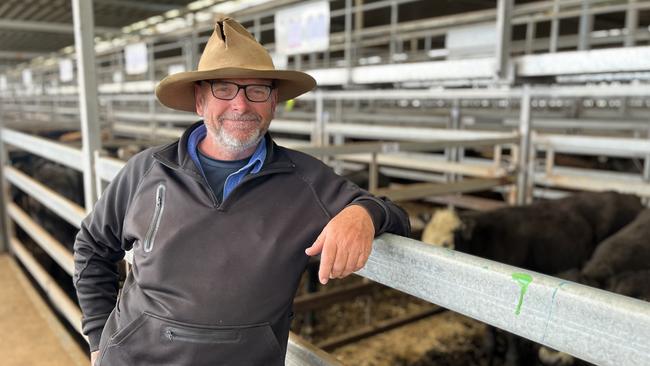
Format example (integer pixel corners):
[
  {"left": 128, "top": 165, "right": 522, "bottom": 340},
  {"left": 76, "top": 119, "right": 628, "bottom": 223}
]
[{"left": 155, "top": 67, "right": 316, "bottom": 112}]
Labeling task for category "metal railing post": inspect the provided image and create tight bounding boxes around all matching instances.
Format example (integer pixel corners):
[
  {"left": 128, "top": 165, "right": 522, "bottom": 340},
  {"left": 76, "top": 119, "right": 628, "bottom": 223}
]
[
  {"left": 495, "top": 0, "right": 513, "bottom": 82},
  {"left": 578, "top": 0, "right": 592, "bottom": 51},
  {"left": 625, "top": 0, "right": 638, "bottom": 47},
  {"left": 72, "top": 0, "right": 100, "bottom": 212},
  {"left": 517, "top": 86, "right": 532, "bottom": 205},
  {"left": 0, "top": 126, "right": 10, "bottom": 252}
]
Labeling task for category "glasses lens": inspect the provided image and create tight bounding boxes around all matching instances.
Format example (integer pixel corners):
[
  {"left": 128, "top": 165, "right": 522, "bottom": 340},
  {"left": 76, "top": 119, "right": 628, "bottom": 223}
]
[
  {"left": 211, "top": 82, "right": 238, "bottom": 99},
  {"left": 245, "top": 85, "right": 271, "bottom": 102}
]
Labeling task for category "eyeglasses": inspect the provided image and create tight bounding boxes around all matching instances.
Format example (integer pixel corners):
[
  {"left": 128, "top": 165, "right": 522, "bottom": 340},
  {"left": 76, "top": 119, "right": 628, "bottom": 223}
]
[{"left": 204, "top": 80, "right": 274, "bottom": 102}]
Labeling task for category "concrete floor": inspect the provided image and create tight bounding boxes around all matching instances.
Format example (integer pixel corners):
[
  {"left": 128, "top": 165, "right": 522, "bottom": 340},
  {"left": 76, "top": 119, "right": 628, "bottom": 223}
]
[{"left": 0, "top": 254, "right": 87, "bottom": 366}]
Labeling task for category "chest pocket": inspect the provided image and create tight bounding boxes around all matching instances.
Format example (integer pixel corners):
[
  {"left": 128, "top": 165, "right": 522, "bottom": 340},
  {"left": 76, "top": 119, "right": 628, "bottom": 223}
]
[{"left": 143, "top": 183, "right": 166, "bottom": 253}]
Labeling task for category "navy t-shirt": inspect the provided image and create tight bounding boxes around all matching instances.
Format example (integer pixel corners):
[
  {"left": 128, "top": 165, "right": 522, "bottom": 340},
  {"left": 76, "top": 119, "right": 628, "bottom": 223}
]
[{"left": 197, "top": 148, "right": 249, "bottom": 202}]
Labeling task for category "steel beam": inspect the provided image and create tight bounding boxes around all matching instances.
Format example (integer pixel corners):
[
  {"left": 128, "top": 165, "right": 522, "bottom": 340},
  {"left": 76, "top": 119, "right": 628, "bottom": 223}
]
[
  {"left": 0, "top": 51, "right": 48, "bottom": 60},
  {"left": 72, "top": 0, "right": 101, "bottom": 213},
  {"left": 0, "top": 19, "right": 117, "bottom": 34},
  {"left": 358, "top": 233, "right": 650, "bottom": 366},
  {"left": 625, "top": 0, "right": 639, "bottom": 47},
  {"left": 7, "top": 203, "right": 74, "bottom": 276},
  {"left": 578, "top": 0, "right": 592, "bottom": 51},
  {"left": 94, "top": 0, "right": 179, "bottom": 12},
  {"left": 0, "top": 119, "right": 8, "bottom": 252},
  {"left": 549, "top": 0, "right": 560, "bottom": 52},
  {"left": 373, "top": 177, "right": 513, "bottom": 202},
  {"left": 10, "top": 237, "right": 84, "bottom": 336},
  {"left": 0, "top": 129, "right": 83, "bottom": 171},
  {"left": 495, "top": 0, "right": 513, "bottom": 81},
  {"left": 4, "top": 166, "right": 85, "bottom": 228},
  {"left": 517, "top": 87, "right": 532, "bottom": 205},
  {"left": 286, "top": 333, "right": 344, "bottom": 366}
]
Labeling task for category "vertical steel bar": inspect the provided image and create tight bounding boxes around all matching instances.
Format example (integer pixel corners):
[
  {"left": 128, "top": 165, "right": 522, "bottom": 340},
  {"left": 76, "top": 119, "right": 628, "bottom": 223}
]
[
  {"left": 344, "top": 0, "right": 353, "bottom": 83},
  {"left": 148, "top": 41, "right": 156, "bottom": 138},
  {"left": 550, "top": 0, "right": 560, "bottom": 52},
  {"left": 354, "top": 0, "right": 364, "bottom": 62},
  {"left": 71, "top": 0, "right": 100, "bottom": 212},
  {"left": 517, "top": 86, "right": 532, "bottom": 205},
  {"left": 578, "top": 0, "right": 592, "bottom": 51},
  {"left": 0, "top": 115, "right": 9, "bottom": 252},
  {"left": 525, "top": 20, "right": 536, "bottom": 55},
  {"left": 314, "top": 90, "right": 324, "bottom": 147},
  {"left": 369, "top": 152, "right": 378, "bottom": 193},
  {"left": 447, "top": 100, "right": 460, "bottom": 183},
  {"left": 495, "top": 0, "right": 513, "bottom": 81},
  {"left": 254, "top": 17, "right": 261, "bottom": 40},
  {"left": 625, "top": 0, "right": 638, "bottom": 47},
  {"left": 389, "top": 1, "right": 398, "bottom": 63}
]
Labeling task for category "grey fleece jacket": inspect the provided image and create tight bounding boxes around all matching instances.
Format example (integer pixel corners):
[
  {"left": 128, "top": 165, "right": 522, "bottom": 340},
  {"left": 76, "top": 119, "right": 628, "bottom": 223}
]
[{"left": 73, "top": 121, "right": 410, "bottom": 365}]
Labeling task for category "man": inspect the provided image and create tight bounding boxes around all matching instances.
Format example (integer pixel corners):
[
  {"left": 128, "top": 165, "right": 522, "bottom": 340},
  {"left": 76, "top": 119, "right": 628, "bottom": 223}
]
[{"left": 74, "top": 17, "right": 409, "bottom": 365}]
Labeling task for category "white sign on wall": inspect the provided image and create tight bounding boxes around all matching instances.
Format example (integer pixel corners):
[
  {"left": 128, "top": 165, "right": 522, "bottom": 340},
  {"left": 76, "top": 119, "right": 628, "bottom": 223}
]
[
  {"left": 125, "top": 42, "right": 149, "bottom": 75},
  {"left": 59, "top": 58, "right": 74, "bottom": 82},
  {"left": 274, "top": 1, "right": 329, "bottom": 55},
  {"left": 0, "top": 75, "right": 7, "bottom": 91},
  {"left": 22, "top": 69, "right": 32, "bottom": 86}
]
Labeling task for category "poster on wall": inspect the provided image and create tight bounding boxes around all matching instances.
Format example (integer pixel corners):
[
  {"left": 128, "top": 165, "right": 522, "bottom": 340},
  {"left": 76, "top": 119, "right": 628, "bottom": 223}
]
[
  {"left": 125, "top": 42, "right": 149, "bottom": 75},
  {"left": 59, "top": 58, "right": 74, "bottom": 82},
  {"left": 274, "top": 1, "right": 329, "bottom": 56}
]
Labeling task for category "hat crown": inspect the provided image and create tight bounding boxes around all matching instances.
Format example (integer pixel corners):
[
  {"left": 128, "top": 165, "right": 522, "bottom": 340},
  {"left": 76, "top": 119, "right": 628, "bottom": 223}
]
[{"left": 198, "top": 17, "right": 275, "bottom": 73}]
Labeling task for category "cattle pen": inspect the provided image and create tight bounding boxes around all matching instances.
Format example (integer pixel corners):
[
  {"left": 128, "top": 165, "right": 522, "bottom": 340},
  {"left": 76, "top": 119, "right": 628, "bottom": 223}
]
[{"left": 1, "top": 0, "right": 650, "bottom": 365}]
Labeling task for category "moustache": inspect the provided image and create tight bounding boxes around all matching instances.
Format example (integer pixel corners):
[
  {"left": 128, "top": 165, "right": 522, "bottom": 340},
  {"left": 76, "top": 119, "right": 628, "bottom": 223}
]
[{"left": 217, "top": 113, "right": 261, "bottom": 123}]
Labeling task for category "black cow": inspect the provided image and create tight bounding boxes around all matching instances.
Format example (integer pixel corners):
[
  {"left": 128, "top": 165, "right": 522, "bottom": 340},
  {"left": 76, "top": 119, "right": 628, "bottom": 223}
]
[{"left": 423, "top": 191, "right": 643, "bottom": 275}]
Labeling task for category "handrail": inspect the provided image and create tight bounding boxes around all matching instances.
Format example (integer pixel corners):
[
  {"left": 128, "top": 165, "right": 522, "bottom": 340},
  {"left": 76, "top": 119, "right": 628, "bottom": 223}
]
[
  {"left": 358, "top": 234, "right": 650, "bottom": 366},
  {"left": 1, "top": 128, "right": 83, "bottom": 171}
]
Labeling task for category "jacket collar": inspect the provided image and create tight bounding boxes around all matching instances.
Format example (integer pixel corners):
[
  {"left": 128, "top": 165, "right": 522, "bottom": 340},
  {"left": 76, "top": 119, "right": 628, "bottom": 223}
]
[{"left": 152, "top": 120, "right": 294, "bottom": 178}]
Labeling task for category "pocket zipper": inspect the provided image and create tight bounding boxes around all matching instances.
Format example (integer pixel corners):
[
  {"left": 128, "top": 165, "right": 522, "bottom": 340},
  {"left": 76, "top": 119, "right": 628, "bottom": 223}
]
[
  {"left": 143, "top": 184, "right": 166, "bottom": 253},
  {"left": 162, "top": 326, "right": 241, "bottom": 344}
]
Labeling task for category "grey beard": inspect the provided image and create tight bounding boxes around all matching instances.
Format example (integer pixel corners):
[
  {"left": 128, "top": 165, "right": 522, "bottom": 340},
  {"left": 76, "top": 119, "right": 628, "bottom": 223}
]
[
  {"left": 214, "top": 127, "right": 264, "bottom": 152},
  {"left": 206, "top": 114, "right": 265, "bottom": 153}
]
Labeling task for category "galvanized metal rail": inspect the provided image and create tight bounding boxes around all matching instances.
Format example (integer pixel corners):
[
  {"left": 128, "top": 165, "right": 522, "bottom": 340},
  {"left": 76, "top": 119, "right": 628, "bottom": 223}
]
[{"left": 358, "top": 234, "right": 650, "bottom": 366}]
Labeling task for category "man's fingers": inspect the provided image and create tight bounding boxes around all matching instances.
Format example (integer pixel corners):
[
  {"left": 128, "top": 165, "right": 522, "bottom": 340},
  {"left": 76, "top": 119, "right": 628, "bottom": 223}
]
[
  {"left": 305, "top": 230, "right": 326, "bottom": 256},
  {"left": 318, "top": 239, "right": 337, "bottom": 285},
  {"left": 355, "top": 250, "right": 368, "bottom": 270},
  {"left": 330, "top": 246, "right": 349, "bottom": 278}
]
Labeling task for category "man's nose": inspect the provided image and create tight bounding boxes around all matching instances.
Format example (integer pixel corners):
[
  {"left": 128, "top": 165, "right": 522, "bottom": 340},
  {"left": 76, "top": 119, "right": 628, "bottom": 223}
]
[{"left": 229, "top": 88, "right": 250, "bottom": 109}]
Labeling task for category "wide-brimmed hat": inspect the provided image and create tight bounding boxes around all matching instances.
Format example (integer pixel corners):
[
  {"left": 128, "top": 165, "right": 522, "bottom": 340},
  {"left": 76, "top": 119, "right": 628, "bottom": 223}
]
[{"left": 155, "top": 16, "right": 316, "bottom": 112}]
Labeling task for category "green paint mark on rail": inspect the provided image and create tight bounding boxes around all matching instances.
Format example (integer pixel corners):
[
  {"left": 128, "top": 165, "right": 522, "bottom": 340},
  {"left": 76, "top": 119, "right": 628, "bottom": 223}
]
[{"left": 512, "top": 273, "right": 533, "bottom": 315}]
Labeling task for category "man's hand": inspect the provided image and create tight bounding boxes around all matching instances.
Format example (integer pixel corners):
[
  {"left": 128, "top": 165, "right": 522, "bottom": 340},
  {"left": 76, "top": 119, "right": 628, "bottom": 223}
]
[
  {"left": 91, "top": 351, "right": 99, "bottom": 366},
  {"left": 305, "top": 205, "right": 375, "bottom": 284}
]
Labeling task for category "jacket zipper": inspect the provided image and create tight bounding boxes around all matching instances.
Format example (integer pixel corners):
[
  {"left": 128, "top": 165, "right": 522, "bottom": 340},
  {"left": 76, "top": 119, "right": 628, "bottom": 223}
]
[
  {"left": 162, "top": 326, "right": 240, "bottom": 344},
  {"left": 143, "top": 184, "right": 166, "bottom": 252}
]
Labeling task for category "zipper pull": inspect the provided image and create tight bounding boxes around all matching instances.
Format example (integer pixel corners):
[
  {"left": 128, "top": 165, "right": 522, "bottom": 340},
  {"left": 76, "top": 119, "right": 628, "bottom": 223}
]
[{"left": 165, "top": 328, "right": 174, "bottom": 341}]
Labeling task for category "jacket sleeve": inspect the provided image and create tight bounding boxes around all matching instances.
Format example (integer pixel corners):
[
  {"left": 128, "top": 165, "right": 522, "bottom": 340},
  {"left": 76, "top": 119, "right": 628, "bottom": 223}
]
[
  {"left": 301, "top": 158, "right": 410, "bottom": 238},
  {"left": 72, "top": 154, "right": 150, "bottom": 351}
]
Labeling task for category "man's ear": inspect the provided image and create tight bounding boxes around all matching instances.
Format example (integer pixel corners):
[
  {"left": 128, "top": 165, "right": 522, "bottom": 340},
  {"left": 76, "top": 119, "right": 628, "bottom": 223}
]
[
  {"left": 194, "top": 83, "right": 204, "bottom": 116},
  {"left": 270, "top": 88, "right": 278, "bottom": 114}
]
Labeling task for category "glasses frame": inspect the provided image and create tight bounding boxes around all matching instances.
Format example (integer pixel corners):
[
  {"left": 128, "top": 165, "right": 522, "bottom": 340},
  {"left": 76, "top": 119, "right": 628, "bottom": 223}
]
[{"left": 203, "top": 80, "right": 275, "bottom": 103}]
